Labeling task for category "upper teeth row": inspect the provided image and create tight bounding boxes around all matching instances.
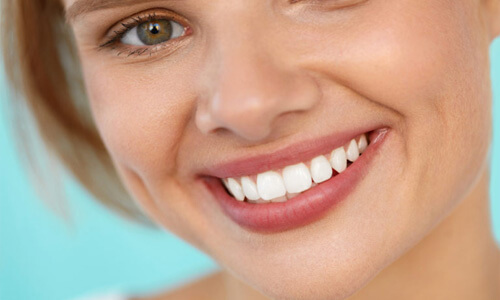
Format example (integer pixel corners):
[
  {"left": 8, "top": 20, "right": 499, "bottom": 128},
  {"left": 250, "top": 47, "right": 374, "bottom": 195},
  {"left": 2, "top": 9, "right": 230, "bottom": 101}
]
[{"left": 222, "top": 133, "right": 369, "bottom": 203}]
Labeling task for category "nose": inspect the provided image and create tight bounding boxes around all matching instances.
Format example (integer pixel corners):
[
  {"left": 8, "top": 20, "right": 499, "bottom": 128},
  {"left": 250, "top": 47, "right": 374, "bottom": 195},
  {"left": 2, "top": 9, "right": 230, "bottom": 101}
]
[{"left": 195, "top": 20, "right": 320, "bottom": 141}]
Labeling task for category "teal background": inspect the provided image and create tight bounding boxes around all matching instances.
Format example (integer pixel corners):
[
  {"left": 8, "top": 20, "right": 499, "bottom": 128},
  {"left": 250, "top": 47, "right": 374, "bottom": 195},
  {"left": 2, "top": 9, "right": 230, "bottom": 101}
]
[{"left": 1, "top": 37, "right": 500, "bottom": 300}]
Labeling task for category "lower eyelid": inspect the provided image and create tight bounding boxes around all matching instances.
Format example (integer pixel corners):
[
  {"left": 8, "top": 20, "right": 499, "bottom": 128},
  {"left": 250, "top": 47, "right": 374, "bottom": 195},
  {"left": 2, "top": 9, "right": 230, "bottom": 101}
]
[{"left": 109, "top": 31, "right": 191, "bottom": 60}]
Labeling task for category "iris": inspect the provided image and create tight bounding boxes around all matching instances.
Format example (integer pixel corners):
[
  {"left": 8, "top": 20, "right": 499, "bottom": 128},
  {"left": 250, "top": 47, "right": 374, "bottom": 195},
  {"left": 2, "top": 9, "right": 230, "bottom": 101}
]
[{"left": 137, "top": 20, "right": 172, "bottom": 45}]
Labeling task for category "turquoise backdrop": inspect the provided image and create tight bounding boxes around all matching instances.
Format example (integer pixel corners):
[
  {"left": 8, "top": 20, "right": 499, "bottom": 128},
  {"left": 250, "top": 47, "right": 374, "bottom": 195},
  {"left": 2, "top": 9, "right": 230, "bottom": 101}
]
[{"left": 1, "top": 38, "right": 500, "bottom": 300}]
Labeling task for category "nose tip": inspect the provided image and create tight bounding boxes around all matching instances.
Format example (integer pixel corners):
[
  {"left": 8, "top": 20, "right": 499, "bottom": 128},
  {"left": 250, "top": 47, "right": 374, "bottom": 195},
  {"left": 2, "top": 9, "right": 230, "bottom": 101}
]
[
  {"left": 195, "top": 52, "right": 320, "bottom": 142},
  {"left": 196, "top": 92, "right": 280, "bottom": 141}
]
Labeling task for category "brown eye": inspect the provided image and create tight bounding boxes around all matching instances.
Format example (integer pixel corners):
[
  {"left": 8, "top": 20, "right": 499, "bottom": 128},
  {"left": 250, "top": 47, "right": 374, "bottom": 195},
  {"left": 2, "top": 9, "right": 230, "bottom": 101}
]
[{"left": 121, "top": 19, "right": 184, "bottom": 46}]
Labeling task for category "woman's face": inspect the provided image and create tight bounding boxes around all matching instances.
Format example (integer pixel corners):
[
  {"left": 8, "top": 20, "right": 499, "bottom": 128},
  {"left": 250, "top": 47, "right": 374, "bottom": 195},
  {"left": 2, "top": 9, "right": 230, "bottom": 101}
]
[{"left": 66, "top": 0, "right": 496, "bottom": 299}]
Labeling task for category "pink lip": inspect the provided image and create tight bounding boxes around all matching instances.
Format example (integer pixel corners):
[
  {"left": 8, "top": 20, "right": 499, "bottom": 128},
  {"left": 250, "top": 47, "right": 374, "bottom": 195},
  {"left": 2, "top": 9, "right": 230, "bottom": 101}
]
[
  {"left": 201, "top": 125, "right": 385, "bottom": 179},
  {"left": 202, "top": 128, "right": 390, "bottom": 233}
]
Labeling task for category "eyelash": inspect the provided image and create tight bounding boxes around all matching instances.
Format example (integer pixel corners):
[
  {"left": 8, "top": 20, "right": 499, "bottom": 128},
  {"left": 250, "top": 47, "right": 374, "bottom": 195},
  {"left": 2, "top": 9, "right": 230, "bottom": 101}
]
[
  {"left": 97, "top": 1, "right": 364, "bottom": 58},
  {"left": 98, "top": 11, "right": 190, "bottom": 57}
]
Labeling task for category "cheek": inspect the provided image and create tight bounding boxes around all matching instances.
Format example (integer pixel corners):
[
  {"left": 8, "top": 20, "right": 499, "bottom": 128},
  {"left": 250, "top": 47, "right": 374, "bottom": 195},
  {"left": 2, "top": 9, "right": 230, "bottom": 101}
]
[
  {"left": 350, "top": 2, "right": 492, "bottom": 209},
  {"left": 304, "top": 0, "right": 491, "bottom": 166},
  {"left": 81, "top": 60, "right": 197, "bottom": 179},
  {"left": 80, "top": 60, "right": 211, "bottom": 244},
  {"left": 306, "top": 1, "right": 487, "bottom": 118},
  {"left": 295, "top": 0, "right": 491, "bottom": 228}
]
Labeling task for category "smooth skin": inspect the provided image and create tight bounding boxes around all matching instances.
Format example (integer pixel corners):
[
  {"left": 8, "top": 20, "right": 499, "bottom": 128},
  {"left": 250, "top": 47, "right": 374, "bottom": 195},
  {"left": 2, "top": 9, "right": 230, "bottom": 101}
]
[{"left": 64, "top": 0, "right": 500, "bottom": 299}]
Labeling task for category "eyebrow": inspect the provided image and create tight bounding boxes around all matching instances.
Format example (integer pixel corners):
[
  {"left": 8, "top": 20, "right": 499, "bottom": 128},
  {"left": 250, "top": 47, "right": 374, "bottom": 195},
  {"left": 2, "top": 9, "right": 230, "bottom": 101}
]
[{"left": 65, "top": 0, "right": 171, "bottom": 23}]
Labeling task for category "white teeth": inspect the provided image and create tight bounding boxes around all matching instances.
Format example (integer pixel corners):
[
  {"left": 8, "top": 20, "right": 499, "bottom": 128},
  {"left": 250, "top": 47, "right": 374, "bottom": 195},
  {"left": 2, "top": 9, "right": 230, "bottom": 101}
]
[
  {"left": 241, "top": 176, "right": 260, "bottom": 201},
  {"left": 346, "top": 139, "right": 359, "bottom": 162},
  {"left": 222, "top": 132, "right": 371, "bottom": 202},
  {"left": 330, "top": 147, "right": 347, "bottom": 173},
  {"left": 358, "top": 134, "right": 368, "bottom": 153},
  {"left": 310, "top": 155, "right": 333, "bottom": 183},
  {"left": 225, "top": 178, "right": 245, "bottom": 201},
  {"left": 282, "top": 163, "right": 312, "bottom": 194},
  {"left": 256, "top": 171, "right": 287, "bottom": 201}
]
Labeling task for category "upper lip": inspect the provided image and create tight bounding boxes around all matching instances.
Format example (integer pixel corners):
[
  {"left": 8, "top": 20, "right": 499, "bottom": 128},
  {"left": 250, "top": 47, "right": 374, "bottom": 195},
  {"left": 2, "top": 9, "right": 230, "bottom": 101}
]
[{"left": 199, "top": 124, "right": 386, "bottom": 179}]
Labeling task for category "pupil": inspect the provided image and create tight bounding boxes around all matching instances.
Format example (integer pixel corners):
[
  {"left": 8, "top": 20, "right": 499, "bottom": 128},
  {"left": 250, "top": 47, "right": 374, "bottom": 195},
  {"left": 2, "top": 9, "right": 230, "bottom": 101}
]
[{"left": 149, "top": 23, "right": 160, "bottom": 34}]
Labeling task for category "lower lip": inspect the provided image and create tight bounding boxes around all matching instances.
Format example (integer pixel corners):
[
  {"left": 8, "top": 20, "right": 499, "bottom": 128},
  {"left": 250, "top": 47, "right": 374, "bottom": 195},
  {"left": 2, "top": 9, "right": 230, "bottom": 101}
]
[{"left": 203, "top": 129, "right": 390, "bottom": 233}]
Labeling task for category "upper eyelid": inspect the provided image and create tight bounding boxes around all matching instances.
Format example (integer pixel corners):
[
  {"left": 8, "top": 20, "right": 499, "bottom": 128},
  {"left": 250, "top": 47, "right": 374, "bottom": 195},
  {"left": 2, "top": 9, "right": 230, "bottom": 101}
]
[{"left": 97, "top": 1, "right": 363, "bottom": 56}]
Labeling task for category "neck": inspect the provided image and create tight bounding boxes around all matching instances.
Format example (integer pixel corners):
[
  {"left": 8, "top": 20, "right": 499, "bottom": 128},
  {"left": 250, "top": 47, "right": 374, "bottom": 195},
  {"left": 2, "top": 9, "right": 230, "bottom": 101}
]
[{"left": 224, "top": 169, "right": 500, "bottom": 300}]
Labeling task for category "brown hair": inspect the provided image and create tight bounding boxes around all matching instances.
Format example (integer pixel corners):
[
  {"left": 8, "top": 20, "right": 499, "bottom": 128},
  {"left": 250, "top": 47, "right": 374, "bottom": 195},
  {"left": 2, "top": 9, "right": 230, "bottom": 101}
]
[{"left": 1, "top": 0, "right": 153, "bottom": 226}]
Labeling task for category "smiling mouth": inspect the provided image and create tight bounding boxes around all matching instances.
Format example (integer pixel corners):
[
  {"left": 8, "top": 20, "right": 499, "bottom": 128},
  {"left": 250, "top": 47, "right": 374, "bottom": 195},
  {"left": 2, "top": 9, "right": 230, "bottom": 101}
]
[
  {"left": 202, "top": 127, "right": 390, "bottom": 233},
  {"left": 221, "top": 133, "right": 369, "bottom": 203}
]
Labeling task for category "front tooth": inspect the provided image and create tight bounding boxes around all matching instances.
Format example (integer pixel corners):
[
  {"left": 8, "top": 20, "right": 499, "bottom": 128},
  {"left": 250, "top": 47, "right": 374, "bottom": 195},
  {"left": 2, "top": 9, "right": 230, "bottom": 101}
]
[
  {"left": 257, "top": 171, "right": 287, "bottom": 201},
  {"left": 282, "top": 163, "right": 312, "bottom": 193},
  {"left": 330, "top": 147, "right": 347, "bottom": 173},
  {"left": 225, "top": 178, "right": 245, "bottom": 201},
  {"left": 346, "top": 139, "right": 359, "bottom": 162},
  {"left": 241, "top": 176, "right": 260, "bottom": 201},
  {"left": 358, "top": 134, "right": 368, "bottom": 153},
  {"left": 310, "top": 155, "right": 333, "bottom": 183}
]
